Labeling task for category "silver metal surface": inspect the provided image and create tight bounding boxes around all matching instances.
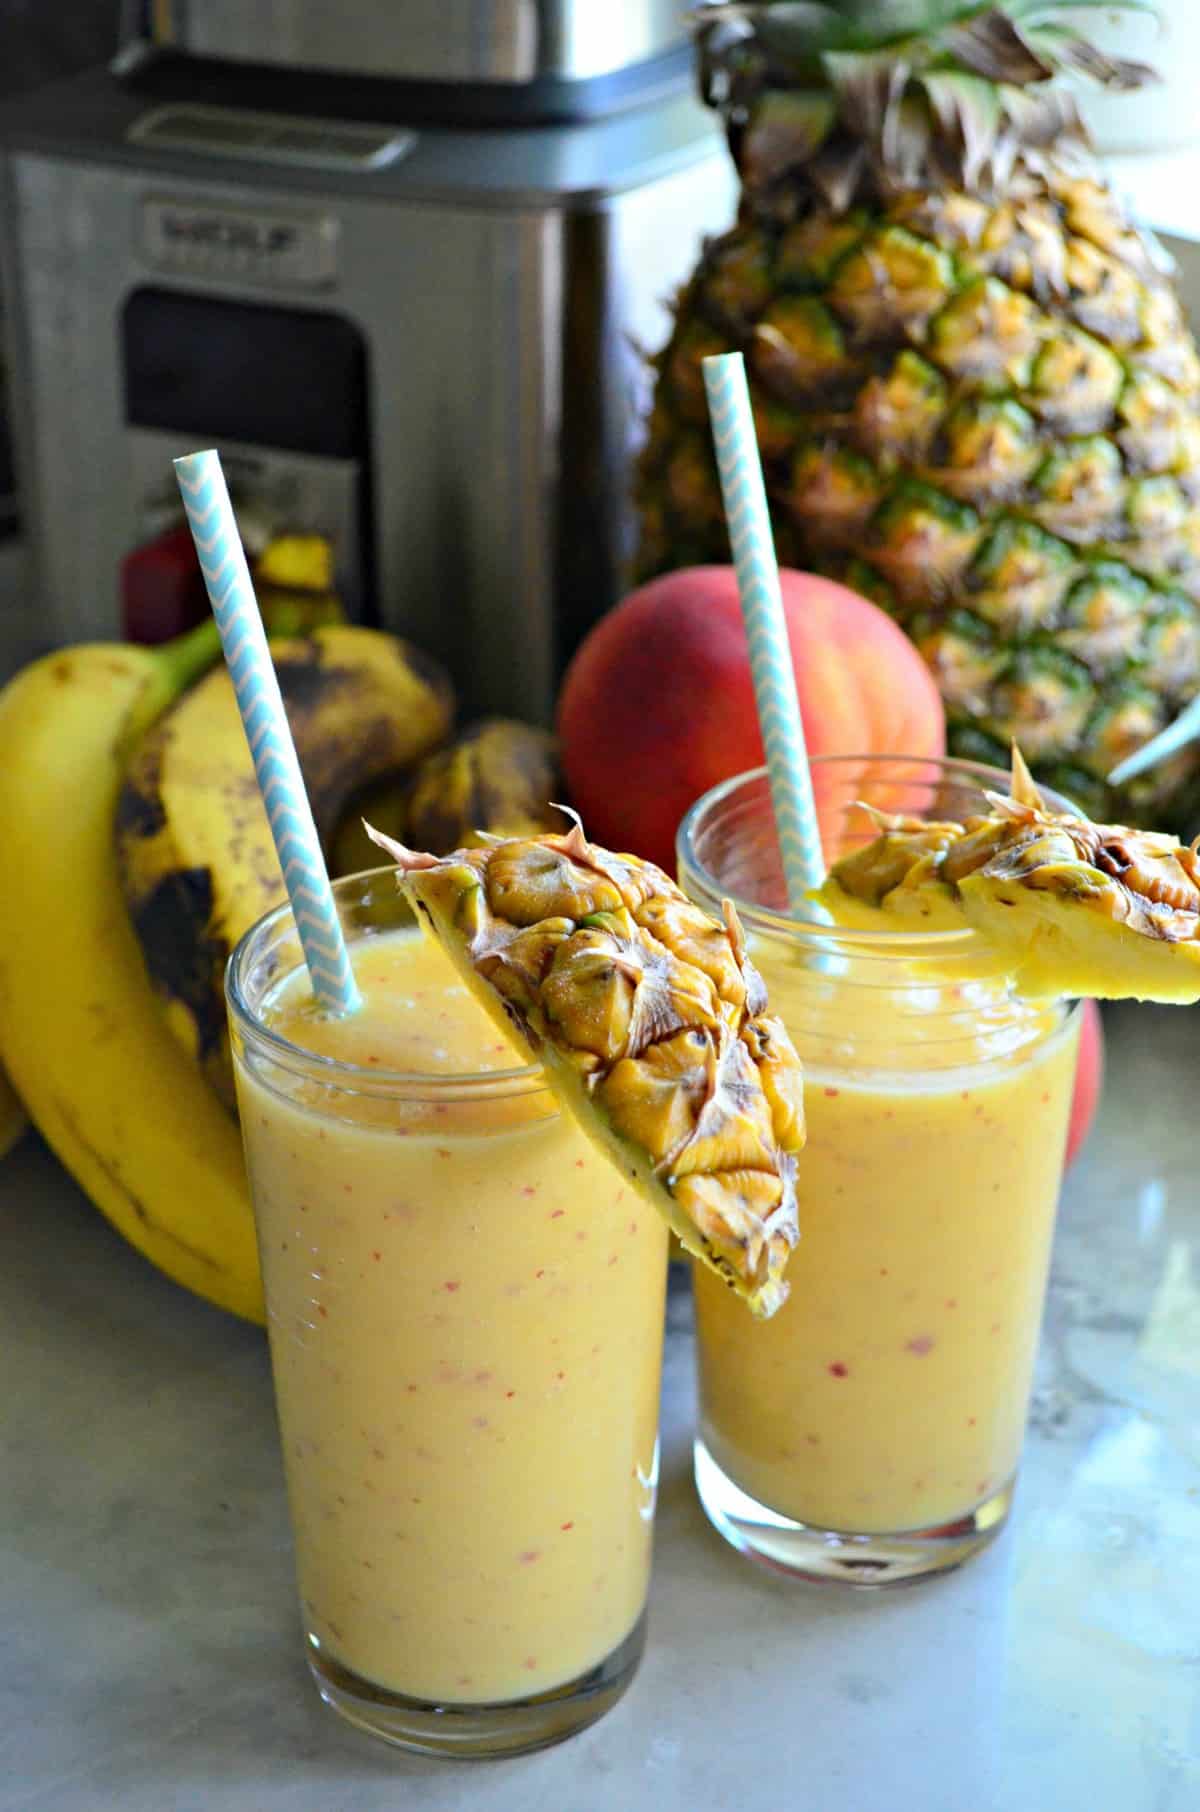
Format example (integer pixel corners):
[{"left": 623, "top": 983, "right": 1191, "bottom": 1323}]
[
  {"left": 0, "top": 538, "right": 34, "bottom": 682},
  {"left": 1, "top": 116, "right": 735, "bottom": 718},
  {"left": 120, "top": 0, "right": 687, "bottom": 85},
  {"left": 128, "top": 107, "right": 416, "bottom": 174},
  {"left": 2, "top": 65, "right": 725, "bottom": 209},
  {"left": 140, "top": 196, "right": 341, "bottom": 288}
]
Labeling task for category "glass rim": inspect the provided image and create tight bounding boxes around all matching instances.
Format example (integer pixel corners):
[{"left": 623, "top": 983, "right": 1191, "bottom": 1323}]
[
  {"left": 675, "top": 754, "right": 1080, "bottom": 952},
  {"left": 224, "top": 865, "right": 546, "bottom": 1102}
]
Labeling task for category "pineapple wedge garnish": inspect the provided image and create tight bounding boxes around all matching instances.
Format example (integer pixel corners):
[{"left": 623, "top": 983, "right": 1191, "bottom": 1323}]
[
  {"left": 365, "top": 817, "right": 803, "bottom": 1317},
  {"left": 820, "top": 748, "right": 1200, "bottom": 1004}
]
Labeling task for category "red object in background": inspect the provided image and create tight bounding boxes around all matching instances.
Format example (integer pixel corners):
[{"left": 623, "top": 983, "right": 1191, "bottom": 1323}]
[
  {"left": 1066, "top": 999, "right": 1104, "bottom": 1170},
  {"left": 558, "top": 566, "right": 946, "bottom": 875},
  {"left": 120, "top": 522, "right": 210, "bottom": 645}
]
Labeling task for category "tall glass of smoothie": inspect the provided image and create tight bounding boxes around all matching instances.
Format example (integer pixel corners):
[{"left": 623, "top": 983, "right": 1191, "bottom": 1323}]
[
  {"left": 226, "top": 868, "right": 669, "bottom": 1755},
  {"left": 676, "top": 757, "right": 1081, "bottom": 1586}
]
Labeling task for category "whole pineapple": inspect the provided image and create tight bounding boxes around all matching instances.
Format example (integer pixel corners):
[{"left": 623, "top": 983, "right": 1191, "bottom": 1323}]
[{"left": 635, "top": 0, "right": 1200, "bottom": 822}]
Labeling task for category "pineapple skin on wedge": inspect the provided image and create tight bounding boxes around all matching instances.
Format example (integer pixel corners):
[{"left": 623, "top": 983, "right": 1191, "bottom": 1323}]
[
  {"left": 365, "top": 820, "right": 804, "bottom": 1317},
  {"left": 820, "top": 751, "right": 1200, "bottom": 1004}
]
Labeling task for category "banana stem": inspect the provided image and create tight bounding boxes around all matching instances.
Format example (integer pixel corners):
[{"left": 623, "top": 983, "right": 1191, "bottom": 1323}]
[
  {"left": 112, "top": 617, "right": 225, "bottom": 761},
  {"left": 157, "top": 613, "right": 226, "bottom": 694},
  {"left": 116, "top": 595, "right": 342, "bottom": 760}
]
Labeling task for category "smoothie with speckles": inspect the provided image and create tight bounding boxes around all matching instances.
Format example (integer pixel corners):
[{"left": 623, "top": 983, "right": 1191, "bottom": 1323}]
[
  {"left": 678, "top": 759, "right": 1082, "bottom": 1575},
  {"left": 693, "top": 954, "right": 1079, "bottom": 1533},
  {"left": 677, "top": 757, "right": 1087, "bottom": 1580},
  {"left": 233, "top": 922, "right": 667, "bottom": 1714}
]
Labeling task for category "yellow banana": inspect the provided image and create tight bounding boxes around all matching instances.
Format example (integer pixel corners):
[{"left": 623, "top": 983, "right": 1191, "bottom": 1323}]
[
  {"left": 0, "top": 628, "right": 265, "bottom": 1321},
  {"left": 117, "top": 624, "right": 454, "bottom": 1108},
  {"left": 405, "top": 717, "right": 562, "bottom": 853},
  {"left": 328, "top": 718, "right": 562, "bottom": 875},
  {"left": 254, "top": 533, "right": 336, "bottom": 593},
  {"left": 248, "top": 533, "right": 344, "bottom": 629},
  {"left": 328, "top": 769, "right": 412, "bottom": 880},
  {"left": 0, "top": 1060, "right": 27, "bottom": 1159}
]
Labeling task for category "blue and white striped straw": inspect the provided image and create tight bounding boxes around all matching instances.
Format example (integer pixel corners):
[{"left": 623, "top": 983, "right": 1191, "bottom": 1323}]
[
  {"left": 174, "top": 449, "right": 361, "bottom": 1015},
  {"left": 1108, "top": 694, "right": 1200, "bottom": 788},
  {"left": 702, "top": 353, "right": 824, "bottom": 905}
]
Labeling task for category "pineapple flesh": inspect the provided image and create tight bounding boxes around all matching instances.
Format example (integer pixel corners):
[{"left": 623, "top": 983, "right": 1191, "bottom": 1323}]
[
  {"left": 365, "top": 819, "right": 804, "bottom": 1317},
  {"left": 820, "top": 749, "right": 1200, "bottom": 1003},
  {"left": 636, "top": 1, "right": 1200, "bottom": 823}
]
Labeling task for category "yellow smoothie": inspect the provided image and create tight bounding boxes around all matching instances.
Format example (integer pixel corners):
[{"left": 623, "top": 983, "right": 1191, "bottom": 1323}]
[
  {"left": 693, "top": 943, "right": 1079, "bottom": 1536},
  {"left": 234, "top": 926, "right": 668, "bottom": 1706}
]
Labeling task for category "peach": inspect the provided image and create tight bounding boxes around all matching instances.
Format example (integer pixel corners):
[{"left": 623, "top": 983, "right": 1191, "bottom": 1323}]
[{"left": 558, "top": 566, "right": 945, "bottom": 874}]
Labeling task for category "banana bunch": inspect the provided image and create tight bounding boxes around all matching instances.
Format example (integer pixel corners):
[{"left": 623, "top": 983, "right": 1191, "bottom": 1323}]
[
  {"left": 330, "top": 717, "right": 564, "bottom": 872},
  {"left": 0, "top": 602, "right": 452, "bottom": 1323},
  {"left": 116, "top": 624, "right": 454, "bottom": 1109},
  {"left": 0, "top": 594, "right": 563, "bottom": 1322},
  {"left": 407, "top": 718, "right": 564, "bottom": 850},
  {"left": 0, "top": 618, "right": 266, "bottom": 1320}
]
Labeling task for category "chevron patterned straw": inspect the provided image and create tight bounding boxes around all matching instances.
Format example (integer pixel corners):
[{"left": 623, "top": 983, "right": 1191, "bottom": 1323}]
[
  {"left": 174, "top": 449, "right": 361, "bottom": 1014},
  {"left": 702, "top": 353, "right": 824, "bottom": 905},
  {"left": 1107, "top": 694, "right": 1200, "bottom": 787}
]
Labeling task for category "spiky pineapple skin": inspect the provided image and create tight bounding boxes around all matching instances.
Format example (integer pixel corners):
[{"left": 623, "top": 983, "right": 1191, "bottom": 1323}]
[
  {"left": 819, "top": 751, "right": 1200, "bottom": 1003},
  {"left": 635, "top": 166, "right": 1200, "bottom": 824},
  {"left": 367, "top": 823, "right": 805, "bottom": 1315}
]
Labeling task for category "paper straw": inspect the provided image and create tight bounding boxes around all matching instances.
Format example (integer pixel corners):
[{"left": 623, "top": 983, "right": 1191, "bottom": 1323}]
[
  {"left": 702, "top": 352, "right": 824, "bottom": 904},
  {"left": 174, "top": 449, "right": 361, "bottom": 1015},
  {"left": 1107, "top": 695, "right": 1200, "bottom": 787}
]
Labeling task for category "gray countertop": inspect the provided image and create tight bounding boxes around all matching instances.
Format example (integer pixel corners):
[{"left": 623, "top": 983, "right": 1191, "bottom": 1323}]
[{"left": 4, "top": 1000, "right": 1199, "bottom": 1812}]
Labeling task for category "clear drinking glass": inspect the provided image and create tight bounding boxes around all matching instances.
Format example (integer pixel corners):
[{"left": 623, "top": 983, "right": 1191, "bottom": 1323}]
[
  {"left": 226, "top": 870, "right": 668, "bottom": 1756},
  {"left": 676, "top": 759, "right": 1081, "bottom": 1586}
]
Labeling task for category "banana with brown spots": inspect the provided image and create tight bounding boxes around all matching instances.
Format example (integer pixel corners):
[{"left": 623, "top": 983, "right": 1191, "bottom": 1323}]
[{"left": 117, "top": 626, "right": 454, "bottom": 1109}]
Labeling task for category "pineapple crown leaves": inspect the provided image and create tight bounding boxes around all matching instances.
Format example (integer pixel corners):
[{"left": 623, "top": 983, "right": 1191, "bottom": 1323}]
[{"left": 692, "top": 1, "right": 1159, "bottom": 203}]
